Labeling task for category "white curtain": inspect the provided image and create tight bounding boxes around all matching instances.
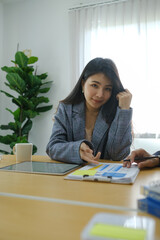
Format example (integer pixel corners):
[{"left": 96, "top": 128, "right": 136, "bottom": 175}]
[{"left": 69, "top": 0, "right": 160, "bottom": 136}]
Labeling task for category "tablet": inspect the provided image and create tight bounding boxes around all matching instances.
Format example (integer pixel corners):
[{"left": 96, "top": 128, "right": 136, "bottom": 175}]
[{"left": 0, "top": 161, "right": 80, "bottom": 175}]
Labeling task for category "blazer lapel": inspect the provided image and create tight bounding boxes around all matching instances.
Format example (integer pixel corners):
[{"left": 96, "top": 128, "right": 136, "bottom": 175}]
[{"left": 72, "top": 102, "right": 86, "bottom": 141}]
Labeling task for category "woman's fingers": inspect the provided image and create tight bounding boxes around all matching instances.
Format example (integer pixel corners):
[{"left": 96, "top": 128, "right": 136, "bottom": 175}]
[
  {"left": 138, "top": 158, "right": 159, "bottom": 169},
  {"left": 87, "top": 152, "right": 101, "bottom": 165},
  {"left": 81, "top": 150, "right": 99, "bottom": 164},
  {"left": 116, "top": 89, "right": 132, "bottom": 109},
  {"left": 80, "top": 143, "right": 100, "bottom": 164},
  {"left": 123, "top": 160, "right": 132, "bottom": 168},
  {"left": 94, "top": 151, "right": 101, "bottom": 160},
  {"left": 80, "top": 151, "right": 99, "bottom": 164},
  {"left": 85, "top": 158, "right": 99, "bottom": 165}
]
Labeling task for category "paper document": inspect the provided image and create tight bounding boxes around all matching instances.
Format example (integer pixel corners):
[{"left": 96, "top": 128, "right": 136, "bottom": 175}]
[{"left": 65, "top": 163, "right": 139, "bottom": 184}]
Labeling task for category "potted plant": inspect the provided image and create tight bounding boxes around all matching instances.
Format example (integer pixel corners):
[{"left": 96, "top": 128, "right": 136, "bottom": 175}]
[{"left": 0, "top": 51, "right": 53, "bottom": 154}]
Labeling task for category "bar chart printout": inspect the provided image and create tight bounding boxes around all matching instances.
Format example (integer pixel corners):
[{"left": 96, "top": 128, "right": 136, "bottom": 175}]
[{"left": 65, "top": 163, "right": 140, "bottom": 184}]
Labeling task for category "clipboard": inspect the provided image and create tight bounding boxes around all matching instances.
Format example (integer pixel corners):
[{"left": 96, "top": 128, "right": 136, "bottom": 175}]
[{"left": 65, "top": 162, "right": 140, "bottom": 184}]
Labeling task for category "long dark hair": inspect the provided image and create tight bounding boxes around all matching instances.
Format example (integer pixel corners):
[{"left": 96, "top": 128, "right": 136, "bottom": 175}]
[{"left": 61, "top": 58, "right": 125, "bottom": 124}]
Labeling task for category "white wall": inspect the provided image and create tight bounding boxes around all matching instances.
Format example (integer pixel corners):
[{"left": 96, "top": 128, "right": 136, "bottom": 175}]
[
  {"left": 0, "top": 3, "right": 3, "bottom": 126},
  {"left": 0, "top": 0, "right": 84, "bottom": 155},
  {"left": 131, "top": 138, "right": 160, "bottom": 155}
]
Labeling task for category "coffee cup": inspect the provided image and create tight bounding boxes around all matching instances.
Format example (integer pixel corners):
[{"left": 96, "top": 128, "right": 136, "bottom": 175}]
[{"left": 13, "top": 143, "right": 33, "bottom": 163}]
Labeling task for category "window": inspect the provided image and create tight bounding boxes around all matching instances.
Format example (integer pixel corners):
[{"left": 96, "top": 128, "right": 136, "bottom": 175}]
[{"left": 69, "top": 0, "right": 160, "bottom": 138}]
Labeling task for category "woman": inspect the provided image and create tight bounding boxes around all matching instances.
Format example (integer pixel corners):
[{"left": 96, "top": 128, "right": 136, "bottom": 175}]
[{"left": 46, "top": 58, "right": 132, "bottom": 164}]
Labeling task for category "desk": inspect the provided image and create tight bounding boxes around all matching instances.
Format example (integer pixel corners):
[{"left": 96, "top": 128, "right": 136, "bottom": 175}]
[{"left": 0, "top": 155, "right": 160, "bottom": 240}]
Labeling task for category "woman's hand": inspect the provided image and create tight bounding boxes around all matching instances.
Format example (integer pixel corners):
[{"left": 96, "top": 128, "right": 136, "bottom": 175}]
[
  {"left": 123, "top": 148, "right": 159, "bottom": 169},
  {"left": 80, "top": 142, "right": 101, "bottom": 164},
  {"left": 116, "top": 89, "right": 132, "bottom": 109}
]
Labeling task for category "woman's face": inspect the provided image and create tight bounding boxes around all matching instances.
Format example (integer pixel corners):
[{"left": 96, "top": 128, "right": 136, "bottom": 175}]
[{"left": 82, "top": 73, "right": 112, "bottom": 111}]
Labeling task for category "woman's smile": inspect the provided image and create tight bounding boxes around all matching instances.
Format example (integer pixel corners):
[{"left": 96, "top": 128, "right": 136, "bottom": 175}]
[{"left": 92, "top": 98, "right": 103, "bottom": 104}]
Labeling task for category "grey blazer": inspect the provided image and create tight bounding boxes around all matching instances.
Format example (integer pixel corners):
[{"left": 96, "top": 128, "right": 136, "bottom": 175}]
[{"left": 46, "top": 102, "right": 133, "bottom": 164}]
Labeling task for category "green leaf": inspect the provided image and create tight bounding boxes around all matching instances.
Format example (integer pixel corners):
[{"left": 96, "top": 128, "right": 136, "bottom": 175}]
[
  {"left": 1, "top": 66, "right": 24, "bottom": 75},
  {"left": 28, "top": 75, "right": 42, "bottom": 88},
  {"left": 38, "top": 88, "right": 50, "bottom": 93},
  {"left": 8, "top": 122, "right": 17, "bottom": 132},
  {"left": 17, "top": 96, "right": 34, "bottom": 109},
  {"left": 23, "top": 110, "right": 38, "bottom": 118},
  {"left": 22, "top": 119, "right": 32, "bottom": 135},
  {"left": 37, "top": 73, "right": 48, "bottom": 80},
  {"left": 0, "top": 150, "right": 10, "bottom": 154},
  {"left": 0, "top": 134, "right": 17, "bottom": 144},
  {"left": 17, "top": 136, "right": 28, "bottom": 142},
  {"left": 5, "top": 82, "right": 21, "bottom": 92},
  {"left": 0, "top": 90, "right": 15, "bottom": 98},
  {"left": 15, "top": 51, "right": 28, "bottom": 68},
  {"left": 33, "top": 145, "right": 37, "bottom": 154},
  {"left": 10, "top": 142, "right": 16, "bottom": 150},
  {"left": 11, "top": 60, "right": 16, "bottom": 64},
  {"left": 6, "top": 73, "right": 26, "bottom": 93},
  {"left": 41, "top": 81, "right": 53, "bottom": 85},
  {"left": 12, "top": 98, "right": 22, "bottom": 107},
  {"left": 24, "top": 86, "right": 40, "bottom": 98},
  {"left": 23, "top": 66, "right": 34, "bottom": 74},
  {"left": 6, "top": 108, "right": 14, "bottom": 115},
  {"left": 12, "top": 108, "right": 27, "bottom": 123},
  {"left": 28, "top": 56, "right": 38, "bottom": 64},
  {"left": 0, "top": 125, "right": 11, "bottom": 130},
  {"left": 31, "top": 96, "right": 49, "bottom": 107},
  {"left": 36, "top": 105, "right": 53, "bottom": 112},
  {"left": 0, "top": 122, "right": 20, "bottom": 132},
  {"left": 13, "top": 108, "right": 20, "bottom": 121},
  {"left": 14, "top": 108, "right": 32, "bottom": 123}
]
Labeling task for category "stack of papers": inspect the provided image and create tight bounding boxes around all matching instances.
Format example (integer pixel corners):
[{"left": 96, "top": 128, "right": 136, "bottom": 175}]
[{"left": 65, "top": 163, "right": 140, "bottom": 184}]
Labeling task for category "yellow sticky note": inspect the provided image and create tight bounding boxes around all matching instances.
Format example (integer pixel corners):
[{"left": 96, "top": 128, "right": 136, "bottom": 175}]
[
  {"left": 72, "top": 170, "right": 96, "bottom": 176},
  {"left": 89, "top": 164, "right": 103, "bottom": 170},
  {"left": 90, "top": 223, "right": 146, "bottom": 240}
]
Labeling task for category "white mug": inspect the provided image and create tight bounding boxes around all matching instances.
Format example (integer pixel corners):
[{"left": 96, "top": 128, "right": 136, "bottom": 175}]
[{"left": 13, "top": 143, "right": 33, "bottom": 163}]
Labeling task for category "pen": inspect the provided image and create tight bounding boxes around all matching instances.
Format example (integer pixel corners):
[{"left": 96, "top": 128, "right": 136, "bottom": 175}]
[{"left": 123, "top": 155, "right": 160, "bottom": 162}]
